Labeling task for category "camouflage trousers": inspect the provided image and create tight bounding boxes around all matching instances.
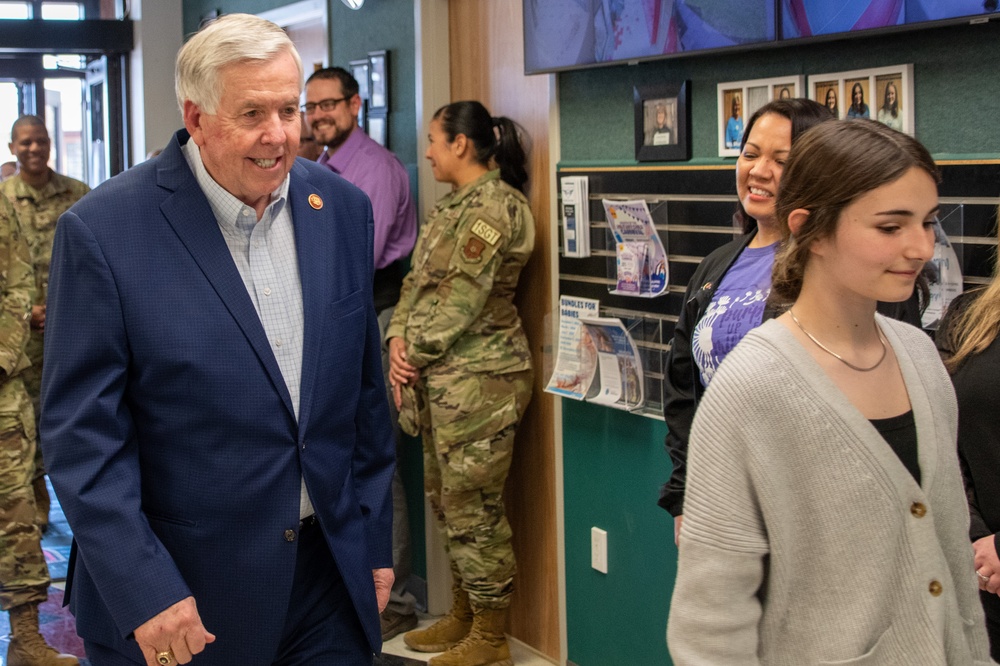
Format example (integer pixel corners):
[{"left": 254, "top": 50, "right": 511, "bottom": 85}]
[
  {"left": 0, "top": 376, "right": 48, "bottom": 610},
  {"left": 416, "top": 366, "right": 532, "bottom": 609}
]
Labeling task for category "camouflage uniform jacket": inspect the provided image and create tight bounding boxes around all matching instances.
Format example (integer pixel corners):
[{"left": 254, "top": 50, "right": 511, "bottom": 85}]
[
  {"left": 386, "top": 169, "right": 534, "bottom": 374},
  {"left": 0, "top": 195, "right": 35, "bottom": 380},
  {"left": 1, "top": 171, "right": 89, "bottom": 377}
]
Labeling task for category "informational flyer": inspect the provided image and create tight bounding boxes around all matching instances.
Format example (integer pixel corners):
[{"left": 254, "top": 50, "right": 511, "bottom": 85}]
[
  {"left": 578, "top": 316, "right": 645, "bottom": 411},
  {"left": 922, "top": 216, "right": 964, "bottom": 330},
  {"left": 603, "top": 199, "right": 668, "bottom": 297},
  {"left": 545, "top": 296, "right": 601, "bottom": 400}
]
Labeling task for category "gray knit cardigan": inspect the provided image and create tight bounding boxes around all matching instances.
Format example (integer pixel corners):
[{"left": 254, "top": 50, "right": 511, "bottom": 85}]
[{"left": 668, "top": 316, "right": 994, "bottom": 665}]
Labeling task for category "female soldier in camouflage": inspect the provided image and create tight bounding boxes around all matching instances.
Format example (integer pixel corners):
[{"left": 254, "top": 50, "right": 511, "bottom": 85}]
[{"left": 386, "top": 100, "right": 533, "bottom": 666}]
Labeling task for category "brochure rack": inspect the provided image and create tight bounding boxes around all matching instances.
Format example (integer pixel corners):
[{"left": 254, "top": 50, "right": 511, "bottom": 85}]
[{"left": 555, "top": 163, "right": 999, "bottom": 419}]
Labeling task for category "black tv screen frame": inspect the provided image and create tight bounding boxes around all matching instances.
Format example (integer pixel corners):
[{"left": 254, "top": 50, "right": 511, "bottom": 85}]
[{"left": 523, "top": 0, "right": 1000, "bottom": 75}]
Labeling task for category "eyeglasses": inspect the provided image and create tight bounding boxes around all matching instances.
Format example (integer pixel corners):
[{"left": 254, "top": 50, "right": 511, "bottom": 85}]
[{"left": 302, "top": 97, "right": 348, "bottom": 113}]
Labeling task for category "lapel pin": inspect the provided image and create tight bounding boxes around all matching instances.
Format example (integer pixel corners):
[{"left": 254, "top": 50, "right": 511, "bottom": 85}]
[{"left": 308, "top": 194, "right": 323, "bottom": 210}]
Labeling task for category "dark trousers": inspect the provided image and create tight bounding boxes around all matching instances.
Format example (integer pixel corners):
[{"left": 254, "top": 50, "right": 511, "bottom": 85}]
[
  {"left": 84, "top": 520, "right": 371, "bottom": 665},
  {"left": 988, "top": 610, "right": 1000, "bottom": 663}
]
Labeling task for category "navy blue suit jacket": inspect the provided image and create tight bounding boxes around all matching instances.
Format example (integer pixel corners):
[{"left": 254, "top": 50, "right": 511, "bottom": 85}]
[{"left": 40, "top": 129, "right": 394, "bottom": 663}]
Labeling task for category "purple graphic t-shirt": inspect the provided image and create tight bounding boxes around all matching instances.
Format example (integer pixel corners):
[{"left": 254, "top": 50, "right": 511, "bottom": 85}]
[{"left": 692, "top": 242, "right": 777, "bottom": 387}]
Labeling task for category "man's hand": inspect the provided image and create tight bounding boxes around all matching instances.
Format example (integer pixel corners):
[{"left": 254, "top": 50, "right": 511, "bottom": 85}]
[
  {"left": 30, "top": 304, "right": 45, "bottom": 331},
  {"left": 134, "top": 597, "right": 215, "bottom": 665},
  {"left": 674, "top": 515, "right": 683, "bottom": 546},
  {"left": 373, "top": 568, "right": 394, "bottom": 613}
]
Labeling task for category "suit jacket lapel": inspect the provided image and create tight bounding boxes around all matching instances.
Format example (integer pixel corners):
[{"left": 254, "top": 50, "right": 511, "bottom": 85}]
[
  {"left": 156, "top": 132, "right": 296, "bottom": 421},
  {"left": 288, "top": 161, "right": 329, "bottom": 433}
]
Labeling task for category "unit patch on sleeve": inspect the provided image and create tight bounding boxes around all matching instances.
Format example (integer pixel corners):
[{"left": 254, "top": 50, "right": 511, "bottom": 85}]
[
  {"left": 470, "top": 219, "right": 502, "bottom": 246},
  {"left": 463, "top": 237, "right": 487, "bottom": 262}
]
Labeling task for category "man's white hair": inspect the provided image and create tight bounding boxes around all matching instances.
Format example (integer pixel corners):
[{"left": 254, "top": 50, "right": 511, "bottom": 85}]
[{"left": 175, "top": 13, "right": 303, "bottom": 115}]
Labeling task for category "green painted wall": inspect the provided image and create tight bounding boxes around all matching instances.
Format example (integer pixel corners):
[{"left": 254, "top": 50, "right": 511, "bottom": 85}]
[
  {"left": 563, "top": 400, "right": 674, "bottom": 666},
  {"left": 560, "top": 20, "right": 1000, "bottom": 165},
  {"left": 560, "top": 19, "right": 1000, "bottom": 666}
]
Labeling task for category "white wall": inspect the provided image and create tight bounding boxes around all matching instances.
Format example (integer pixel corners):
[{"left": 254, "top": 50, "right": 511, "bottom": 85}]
[{"left": 129, "top": 0, "right": 184, "bottom": 164}]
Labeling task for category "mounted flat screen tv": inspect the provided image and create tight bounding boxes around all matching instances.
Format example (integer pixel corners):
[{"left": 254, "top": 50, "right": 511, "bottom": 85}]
[
  {"left": 523, "top": 0, "right": 776, "bottom": 74},
  {"left": 525, "top": 0, "right": 999, "bottom": 74},
  {"left": 782, "top": 0, "right": 999, "bottom": 38}
]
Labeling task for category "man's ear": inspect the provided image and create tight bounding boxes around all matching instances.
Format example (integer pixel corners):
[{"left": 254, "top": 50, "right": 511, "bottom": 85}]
[
  {"left": 183, "top": 100, "right": 206, "bottom": 146},
  {"left": 349, "top": 94, "right": 362, "bottom": 123}
]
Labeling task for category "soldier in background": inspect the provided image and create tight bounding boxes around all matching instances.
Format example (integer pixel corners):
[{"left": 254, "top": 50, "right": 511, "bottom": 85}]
[
  {"left": 0, "top": 195, "right": 78, "bottom": 665},
  {"left": 1, "top": 115, "right": 89, "bottom": 532},
  {"left": 387, "top": 100, "right": 533, "bottom": 666}
]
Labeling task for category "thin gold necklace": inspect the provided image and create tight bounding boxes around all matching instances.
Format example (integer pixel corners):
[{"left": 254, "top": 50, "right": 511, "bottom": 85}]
[{"left": 788, "top": 309, "right": 887, "bottom": 372}]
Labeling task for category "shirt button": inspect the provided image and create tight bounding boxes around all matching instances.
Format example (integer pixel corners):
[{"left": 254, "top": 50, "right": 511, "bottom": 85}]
[
  {"left": 264, "top": 287, "right": 272, "bottom": 296},
  {"left": 929, "top": 580, "right": 943, "bottom": 596},
  {"left": 910, "top": 502, "right": 927, "bottom": 518},
  {"left": 275, "top": 338, "right": 283, "bottom": 347},
  {"left": 242, "top": 210, "right": 250, "bottom": 216},
  {"left": 254, "top": 241, "right": 260, "bottom": 248},
  {"left": 284, "top": 529, "right": 296, "bottom": 542}
]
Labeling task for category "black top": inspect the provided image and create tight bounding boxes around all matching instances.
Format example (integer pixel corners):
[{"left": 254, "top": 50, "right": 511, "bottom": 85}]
[
  {"left": 936, "top": 289, "right": 1000, "bottom": 621},
  {"left": 870, "top": 410, "right": 920, "bottom": 486}
]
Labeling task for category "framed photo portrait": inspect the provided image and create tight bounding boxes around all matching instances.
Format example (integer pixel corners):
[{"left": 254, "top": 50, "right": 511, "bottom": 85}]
[
  {"left": 633, "top": 80, "right": 690, "bottom": 162},
  {"left": 367, "top": 112, "right": 388, "bottom": 147},
  {"left": 367, "top": 50, "right": 389, "bottom": 111},
  {"left": 349, "top": 58, "right": 369, "bottom": 130},
  {"left": 349, "top": 58, "right": 369, "bottom": 101},
  {"left": 716, "top": 75, "right": 805, "bottom": 157},
  {"left": 809, "top": 64, "right": 913, "bottom": 134}
]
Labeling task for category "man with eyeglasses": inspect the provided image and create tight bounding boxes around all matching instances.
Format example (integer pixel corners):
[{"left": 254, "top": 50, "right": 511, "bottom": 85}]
[{"left": 304, "top": 66, "right": 418, "bottom": 642}]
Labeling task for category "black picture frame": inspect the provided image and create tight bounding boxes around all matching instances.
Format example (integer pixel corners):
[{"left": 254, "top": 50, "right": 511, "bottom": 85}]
[
  {"left": 367, "top": 111, "right": 388, "bottom": 148},
  {"left": 367, "top": 50, "right": 388, "bottom": 111},
  {"left": 349, "top": 58, "right": 370, "bottom": 101},
  {"left": 634, "top": 81, "right": 690, "bottom": 162}
]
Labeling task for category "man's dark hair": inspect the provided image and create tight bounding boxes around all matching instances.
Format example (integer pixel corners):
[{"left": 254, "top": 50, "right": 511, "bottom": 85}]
[
  {"left": 10, "top": 115, "right": 47, "bottom": 142},
  {"left": 305, "top": 67, "right": 359, "bottom": 99}
]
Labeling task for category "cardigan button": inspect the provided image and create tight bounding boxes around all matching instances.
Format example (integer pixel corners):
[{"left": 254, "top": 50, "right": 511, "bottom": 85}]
[
  {"left": 284, "top": 529, "right": 296, "bottom": 542},
  {"left": 929, "top": 580, "right": 943, "bottom": 597},
  {"left": 910, "top": 502, "right": 927, "bottom": 518}
]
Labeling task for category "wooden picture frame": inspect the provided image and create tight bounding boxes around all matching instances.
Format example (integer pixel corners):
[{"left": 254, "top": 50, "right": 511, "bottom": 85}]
[
  {"left": 633, "top": 81, "right": 691, "bottom": 162},
  {"left": 716, "top": 75, "right": 805, "bottom": 157},
  {"left": 809, "top": 64, "right": 913, "bottom": 134}
]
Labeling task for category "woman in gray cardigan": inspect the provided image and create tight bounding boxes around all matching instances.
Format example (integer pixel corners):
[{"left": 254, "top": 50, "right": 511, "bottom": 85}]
[{"left": 668, "top": 120, "right": 994, "bottom": 665}]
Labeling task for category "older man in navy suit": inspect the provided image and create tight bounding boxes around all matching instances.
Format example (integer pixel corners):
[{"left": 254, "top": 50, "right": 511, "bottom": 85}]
[{"left": 40, "top": 14, "right": 394, "bottom": 666}]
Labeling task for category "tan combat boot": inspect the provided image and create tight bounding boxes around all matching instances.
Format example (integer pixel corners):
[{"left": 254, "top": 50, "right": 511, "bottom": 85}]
[
  {"left": 428, "top": 605, "right": 512, "bottom": 666},
  {"left": 7, "top": 602, "right": 80, "bottom": 666},
  {"left": 403, "top": 581, "right": 473, "bottom": 652}
]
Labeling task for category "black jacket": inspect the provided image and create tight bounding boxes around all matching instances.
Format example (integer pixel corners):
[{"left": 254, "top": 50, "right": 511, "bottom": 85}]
[{"left": 657, "top": 229, "right": 923, "bottom": 516}]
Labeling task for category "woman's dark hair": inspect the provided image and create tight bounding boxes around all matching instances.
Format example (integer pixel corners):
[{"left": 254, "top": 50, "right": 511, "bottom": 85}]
[
  {"left": 734, "top": 98, "right": 834, "bottom": 233},
  {"left": 851, "top": 82, "right": 866, "bottom": 114},
  {"left": 771, "top": 119, "right": 940, "bottom": 302},
  {"left": 432, "top": 101, "right": 528, "bottom": 193}
]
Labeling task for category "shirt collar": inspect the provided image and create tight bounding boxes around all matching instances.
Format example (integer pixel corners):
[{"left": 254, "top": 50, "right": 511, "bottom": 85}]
[
  {"left": 181, "top": 138, "right": 289, "bottom": 231},
  {"left": 320, "top": 126, "right": 364, "bottom": 174},
  {"left": 444, "top": 169, "right": 500, "bottom": 208}
]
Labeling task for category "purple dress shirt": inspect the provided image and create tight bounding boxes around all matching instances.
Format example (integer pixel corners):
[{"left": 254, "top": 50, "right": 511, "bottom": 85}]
[{"left": 318, "top": 128, "right": 417, "bottom": 269}]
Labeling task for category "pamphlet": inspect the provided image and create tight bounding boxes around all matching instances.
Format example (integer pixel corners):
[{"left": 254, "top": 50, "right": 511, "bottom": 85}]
[
  {"left": 561, "top": 176, "right": 591, "bottom": 258},
  {"left": 545, "top": 296, "right": 601, "bottom": 400},
  {"left": 922, "top": 216, "right": 964, "bottom": 330},
  {"left": 602, "top": 199, "right": 667, "bottom": 297},
  {"left": 578, "top": 316, "right": 644, "bottom": 411}
]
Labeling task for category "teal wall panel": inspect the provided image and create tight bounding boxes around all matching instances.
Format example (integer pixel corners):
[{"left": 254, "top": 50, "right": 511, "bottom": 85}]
[
  {"left": 563, "top": 400, "right": 674, "bottom": 666},
  {"left": 560, "top": 20, "right": 1000, "bottom": 163}
]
